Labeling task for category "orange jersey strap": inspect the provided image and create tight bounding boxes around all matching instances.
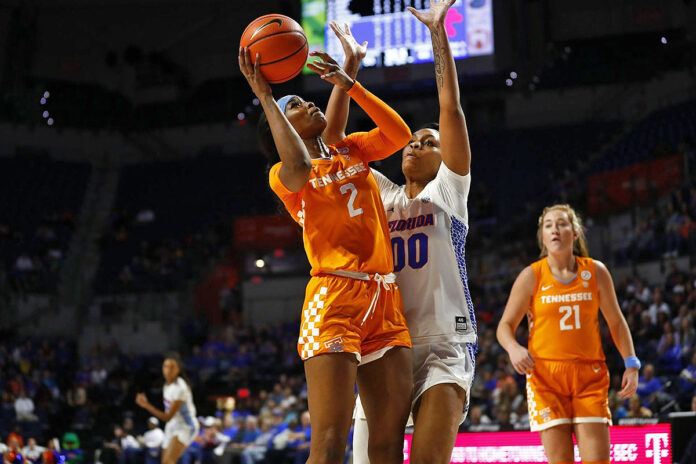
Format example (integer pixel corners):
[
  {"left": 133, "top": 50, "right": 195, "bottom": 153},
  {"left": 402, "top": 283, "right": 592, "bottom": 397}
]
[{"left": 344, "top": 81, "right": 411, "bottom": 162}]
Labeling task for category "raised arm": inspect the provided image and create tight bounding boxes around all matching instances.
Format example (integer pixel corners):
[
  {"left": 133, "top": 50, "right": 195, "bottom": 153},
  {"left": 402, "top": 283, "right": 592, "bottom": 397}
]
[
  {"left": 239, "top": 47, "right": 311, "bottom": 192},
  {"left": 497, "top": 266, "right": 536, "bottom": 375},
  {"left": 595, "top": 260, "right": 639, "bottom": 399},
  {"left": 408, "top": 0, "right": 471, "bottom": 175},
  {"left": 322, "top": 22, "right": 367, "bottom": 145}
]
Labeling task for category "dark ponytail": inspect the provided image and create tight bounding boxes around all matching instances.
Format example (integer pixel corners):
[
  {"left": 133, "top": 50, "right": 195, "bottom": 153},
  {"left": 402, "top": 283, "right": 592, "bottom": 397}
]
[{"left": 257, "top": 111, "right": 281, "bottom": 170}]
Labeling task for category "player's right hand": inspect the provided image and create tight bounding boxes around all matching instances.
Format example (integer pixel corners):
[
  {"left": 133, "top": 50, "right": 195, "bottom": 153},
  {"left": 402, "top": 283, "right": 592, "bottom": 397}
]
[
  {"left": 508, "top": 345, "right": 535, "bottom": 375},
  {"left": 238, "top": 47, "right": 272, "bottom": 99},
  {"left": 135, "top": 392, "right": 149, "bottom": 408},
  {"left": 407, "top": 0, "right": 456, "bottom": 29}
]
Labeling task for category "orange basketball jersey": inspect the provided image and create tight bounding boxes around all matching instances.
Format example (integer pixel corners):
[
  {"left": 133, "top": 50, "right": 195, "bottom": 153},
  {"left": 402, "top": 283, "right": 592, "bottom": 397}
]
[
  {"left": 269, "top": 133, "right": 396, "bottom": 276},
  {"left": 528, "top": 256, "right": 605, "bottom": 361}
]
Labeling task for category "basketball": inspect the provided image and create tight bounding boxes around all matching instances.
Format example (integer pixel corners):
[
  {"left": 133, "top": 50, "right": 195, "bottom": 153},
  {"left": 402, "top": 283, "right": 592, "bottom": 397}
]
[{"left": 239, "top": 14, "right": 308, "bottom": 84}]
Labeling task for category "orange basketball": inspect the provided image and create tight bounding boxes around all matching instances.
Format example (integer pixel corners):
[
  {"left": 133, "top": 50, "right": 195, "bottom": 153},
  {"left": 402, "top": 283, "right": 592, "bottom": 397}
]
[{"left": 240, "top": 14, "right": 308, "bottom": 84}]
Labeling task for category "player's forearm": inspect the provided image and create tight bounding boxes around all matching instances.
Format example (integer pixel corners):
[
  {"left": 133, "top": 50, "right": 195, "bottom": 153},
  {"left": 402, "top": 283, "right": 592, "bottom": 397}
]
[
  {"left": 608, "top": 319, "right": 637, "bottom": 360},
  {"left": 496, "top": 322, "right": 520, "bottom": 353},
  {"left": 323, "top": 57, "right": 361, "bottom": 145},
  {"left": 347, "top": 81, "right": 411, "bottom": 148},
  {"left": 429, "top": 23, "right": 460, "bottom": 112},
  {"left": 261, "top": 96, "right": 312, "bottom": 186}
]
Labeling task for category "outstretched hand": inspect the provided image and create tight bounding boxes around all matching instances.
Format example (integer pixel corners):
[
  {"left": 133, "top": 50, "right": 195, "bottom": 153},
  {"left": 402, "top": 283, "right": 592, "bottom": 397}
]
[
  {"left": 238, "top": 47, "right": 272, "bottom": 99},
  {"left": 307, "top": 52, "right": 355, "bottom": 91},
  {"left": 328, "top": 21, "right": 367, "bottom": 65},
  {"left": 407, "top": 0, "right": 456, "bottom": 28}
]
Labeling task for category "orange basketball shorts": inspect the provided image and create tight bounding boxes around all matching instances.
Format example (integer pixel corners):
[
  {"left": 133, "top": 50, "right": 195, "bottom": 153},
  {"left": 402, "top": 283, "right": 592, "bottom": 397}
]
[
  {"left": 526, "top": 359, "right": 612, "bottom": 431},
  {"left": 297, "top": 273, "right": 411, "bottom": 363}
]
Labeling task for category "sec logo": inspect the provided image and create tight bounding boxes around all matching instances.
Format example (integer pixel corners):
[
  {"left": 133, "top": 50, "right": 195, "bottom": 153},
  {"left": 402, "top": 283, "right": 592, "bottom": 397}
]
[{"left": 581, "top": 270, "right": 591, "bottom": 280}]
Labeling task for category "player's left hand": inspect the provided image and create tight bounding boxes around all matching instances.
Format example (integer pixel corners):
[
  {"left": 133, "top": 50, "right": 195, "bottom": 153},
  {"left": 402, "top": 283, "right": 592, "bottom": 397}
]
[
  {"left": 618, "top": 367, "right": 639, "bottom": 399},
  {"left": 307, "top": 53, "right": 355, "bottom": 91},
  {"left": 407, "top": 0, "right": 456, "bottom": 29}
]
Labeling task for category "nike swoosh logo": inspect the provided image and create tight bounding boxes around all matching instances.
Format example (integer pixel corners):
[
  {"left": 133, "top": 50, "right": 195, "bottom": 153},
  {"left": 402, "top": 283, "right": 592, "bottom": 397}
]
[
  {"left": 593, "top": 367, "right": 602, "bottom": 373},
  {"left": 541, "top": 285, "right": 553, "bottom": 291},
  {"left": 250, "top": 19, "right": 283, "bottom": 41}
]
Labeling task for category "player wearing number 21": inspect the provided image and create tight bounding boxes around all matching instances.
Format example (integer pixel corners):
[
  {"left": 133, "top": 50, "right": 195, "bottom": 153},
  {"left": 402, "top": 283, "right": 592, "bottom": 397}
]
[
  {"left": 239, "top": 39, "right": 413, "bottom": 463},
  {"left": 497, "top": 204, "right": 640, "bottom": 464}
]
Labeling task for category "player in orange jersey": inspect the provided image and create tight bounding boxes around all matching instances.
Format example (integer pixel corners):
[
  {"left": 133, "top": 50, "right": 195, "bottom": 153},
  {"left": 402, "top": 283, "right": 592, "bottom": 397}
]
[
  {"left": 321, "top": 2, "right": 476, "bottom": 463},
  {"left": 239, "top": 42, "right": 413, "bottom": 464},
  {"left": 497, "top": 204, "right": 640, "bottom": 464}
]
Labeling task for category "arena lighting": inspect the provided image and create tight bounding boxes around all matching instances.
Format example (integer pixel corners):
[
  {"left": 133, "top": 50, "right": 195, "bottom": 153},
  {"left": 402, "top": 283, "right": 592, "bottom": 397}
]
[
  {"left": 255, "top": 258, "right": 265, "bottom": 268},
  {"left": 252, "top": 98, "right": 260, "bottom": 106},
  {"left": 43, "top": 91, "right": 50, "bottom": 98},
  {"left": 42, "top": 111, "right": 49, "bottom": 118},
  {"left": 532, "top": 75, "right": 540, "bottom": 83},
  {"left": 505, "top": 78, "right": 513, "bottom": 86},
  {"left": 237, "top": 112, "right": 246, "bottom": 120},
  {"left": 661, "top": 37, "right": 668, "bottom": 44},
  {"left": 47, "top": 118, "right": 54, "bottom": 126},
  {"left": 40, "top": 98, "right": 46, "bottom": 105},
  {"left": 510, "top": 71, "right": 518, "bottom": 79}
]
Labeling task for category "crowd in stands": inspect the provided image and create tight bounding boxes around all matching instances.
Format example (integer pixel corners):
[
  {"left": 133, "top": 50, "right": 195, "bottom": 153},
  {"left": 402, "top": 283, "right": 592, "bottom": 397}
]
[
  {"left": 98, "top": 209, "right": 230, "bottom": 293},
  {"left": 0, "top": 155, "right": 90, "bottom": 297},
  {"left": 95, "top": 154, "right": 273, "bottom": 294},
  {"left": 4, "top": 242, "right": 696, "bottom": 461}
]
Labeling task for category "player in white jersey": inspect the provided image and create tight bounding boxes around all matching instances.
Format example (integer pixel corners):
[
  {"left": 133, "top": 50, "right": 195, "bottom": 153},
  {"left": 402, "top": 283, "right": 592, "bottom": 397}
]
[
  {"left": 323, "top": 1, "right": 475, "bottom": 462},
  {"left": 136, "top": 353, "right": 199, "bottom": 464}
]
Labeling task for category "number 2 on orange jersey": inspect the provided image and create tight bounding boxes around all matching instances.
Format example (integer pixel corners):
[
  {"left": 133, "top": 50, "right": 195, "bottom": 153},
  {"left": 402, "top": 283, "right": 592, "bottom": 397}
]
[{"left": 340, "top": 183, "right": 363, "bottom": 217}]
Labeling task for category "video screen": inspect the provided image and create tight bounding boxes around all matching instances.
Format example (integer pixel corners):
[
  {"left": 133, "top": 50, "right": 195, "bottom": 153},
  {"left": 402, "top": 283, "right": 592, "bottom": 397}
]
[{"left": 302, "top": 0, "right": 494, "bottom": 70}]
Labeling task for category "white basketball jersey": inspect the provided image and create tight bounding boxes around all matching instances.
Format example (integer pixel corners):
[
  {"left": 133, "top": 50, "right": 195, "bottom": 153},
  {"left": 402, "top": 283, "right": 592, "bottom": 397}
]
[
  {"left": 163, "top": 377, "right": 197, "bottom": 427},
  {"left": 373, "top": 163, "right": 477, "bottom": 345}
]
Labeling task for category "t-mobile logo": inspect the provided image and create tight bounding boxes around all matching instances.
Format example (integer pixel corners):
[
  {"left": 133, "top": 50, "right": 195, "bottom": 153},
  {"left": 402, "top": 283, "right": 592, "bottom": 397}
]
[{"left": 645, "top": 433, "right": 669, "bottom": 464}]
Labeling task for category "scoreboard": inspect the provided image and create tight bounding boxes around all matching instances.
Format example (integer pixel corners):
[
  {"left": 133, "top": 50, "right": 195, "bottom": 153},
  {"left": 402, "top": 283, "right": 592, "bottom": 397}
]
[{"left": 302, "top": 0, "right": 494, "bottom": 70}]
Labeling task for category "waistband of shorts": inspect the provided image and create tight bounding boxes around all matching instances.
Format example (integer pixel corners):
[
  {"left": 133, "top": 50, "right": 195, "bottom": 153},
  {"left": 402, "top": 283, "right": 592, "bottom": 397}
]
[{"left": 320, "top": 270, "right": 396, "bottom": 283}]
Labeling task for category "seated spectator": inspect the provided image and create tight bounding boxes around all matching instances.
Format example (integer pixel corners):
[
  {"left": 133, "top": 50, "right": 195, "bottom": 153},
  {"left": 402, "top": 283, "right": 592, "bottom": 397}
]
[
  {"left": 678, "top": 315, "right": 696, "bottom": 356},
  {"left": 240, "top": 416, "right": 274, "bottom": 464},
  {"left": 137, "top": 417, "right": 163, "bottom": 464},
  {"left": 637, "top": 364, "right": 662, "bottom": 404},
  {"left": 219, "top": 415, "right": 260, "bottom": 464},
  {"left": 608, "top": 391, "right": 628, "bottom": 422},
  {"left": 657, "top": 332, "right": 682, "bottom": 373},
  {"left": 286, "top": 411, "right": 311, "bottom": 464},
  {"left": 22, "top": 437, "right": 44, "bottom": 464},
  {"left": 41, "top": 439, "right": 63, "bottom": 464},
  {"left": 14, "top": 390, "right": 37, "bottom": 421},
  {"left": 511, "top": 400, "right": 529, "bottom": 430},
  {"left": 648, "top": 290, "right": 671, "bottom": 324},
  {"left": 198, "top": 416, "right": 230, "bottom": 464},
  {"left": 3, "top": 436, "right": 23, "bottom": 464},
  {"left": 465, "top": 405, "right": 494, "bottom": 432},
  {"left": 626, "top": 395, "right": 653, "bottom": 418},
  {"left": 680, "top": 352, "right": 696, "bottom": 398}
]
